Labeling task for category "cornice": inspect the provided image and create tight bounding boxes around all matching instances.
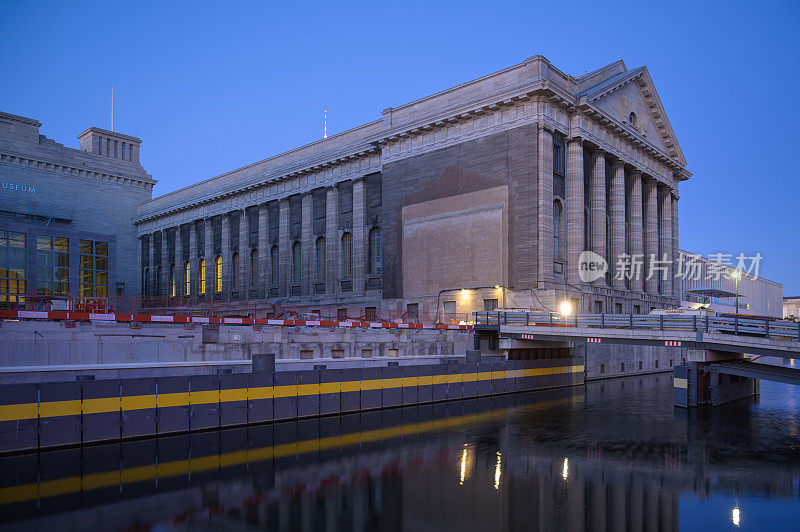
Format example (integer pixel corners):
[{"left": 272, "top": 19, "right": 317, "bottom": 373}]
[{"left": 0, "top": 149, "right": 154, "bottom": 190}]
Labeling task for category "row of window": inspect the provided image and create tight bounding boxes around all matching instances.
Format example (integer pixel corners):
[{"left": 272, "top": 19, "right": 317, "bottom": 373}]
[
  {"left": 0, "top": 232, "right": 109, "bottom": 302},
  {"left": 147, "top": 229, "right": 382, "bottom": 296}
]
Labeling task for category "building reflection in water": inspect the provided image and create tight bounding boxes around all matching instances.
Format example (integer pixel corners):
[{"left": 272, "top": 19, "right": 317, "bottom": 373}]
[{"left": 1, "top": 373, "right": 798, "bottom": 531}]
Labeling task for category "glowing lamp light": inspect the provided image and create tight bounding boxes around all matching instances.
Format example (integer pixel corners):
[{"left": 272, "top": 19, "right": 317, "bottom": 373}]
[
  {"left": 562, "top": 457, "right": 569, "bottom": 479},
  {"left": 494, "top": 285, "right": 501, "bottom": 289},
  {"left": 559, "top": 300, "right": 574, "bottom": 316},
  {"left": 732, "top": 507, "right": 741, "bottom": 527},
  {"left": 730, "top": 269, "right": 742, "bottom": 280}
]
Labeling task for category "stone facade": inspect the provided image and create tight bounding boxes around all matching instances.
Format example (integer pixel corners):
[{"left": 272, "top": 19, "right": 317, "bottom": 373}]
[
  {"left": 0, "top": 112, "right": 154, "bottom": 301},
  {"left": 136, "top": 56, "right": 690, "bottom": 318}
]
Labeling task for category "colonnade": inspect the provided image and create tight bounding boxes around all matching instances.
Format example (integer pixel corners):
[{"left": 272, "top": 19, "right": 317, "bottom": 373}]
[
  {"left": 140, "top": 177, "right": 380, "bottom": 303},
  {"left": 542, "top": 130, "right": 679, "bottom": 305}
]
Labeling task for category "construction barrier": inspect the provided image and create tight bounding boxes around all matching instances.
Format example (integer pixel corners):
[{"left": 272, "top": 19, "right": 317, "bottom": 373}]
[
  {"left": 0, "top": 359, "right": 584, "bottom": 453},
  {"left": 0, "top": 309, "right": 473, "bottom": 330}
]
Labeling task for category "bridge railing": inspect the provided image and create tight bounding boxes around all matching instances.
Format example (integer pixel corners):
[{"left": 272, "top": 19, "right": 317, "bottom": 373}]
[{"left": 473, "top": 311, "right": 800, "bottom": 343}]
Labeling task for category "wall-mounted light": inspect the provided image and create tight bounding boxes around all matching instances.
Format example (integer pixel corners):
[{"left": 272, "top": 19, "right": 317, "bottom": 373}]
[{"left": 559, "top": 299, "right": 573, "bottom": 316}]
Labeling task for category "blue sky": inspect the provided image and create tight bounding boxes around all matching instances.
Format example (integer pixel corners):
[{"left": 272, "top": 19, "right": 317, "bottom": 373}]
[{"left": 2, "top": 0, "right": 799, "bottom": 293}]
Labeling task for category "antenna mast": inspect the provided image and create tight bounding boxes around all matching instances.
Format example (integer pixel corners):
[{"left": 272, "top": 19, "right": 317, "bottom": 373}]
[
  {"left": 324, "top": 109, "right": 327, "bottom": 139},
  {"left": 111, "top": 85, "right": 114, "bottom": 131}
]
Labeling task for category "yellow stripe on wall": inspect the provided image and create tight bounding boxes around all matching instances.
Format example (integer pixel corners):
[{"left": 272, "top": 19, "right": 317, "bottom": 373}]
[{"left": 0, "top": 365, "right": 584, "bottom": 422}]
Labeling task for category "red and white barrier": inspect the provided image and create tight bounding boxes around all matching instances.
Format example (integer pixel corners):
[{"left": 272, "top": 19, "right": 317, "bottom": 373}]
[{"left": 0, "top": 309, "right": 473, "bottom": 330}]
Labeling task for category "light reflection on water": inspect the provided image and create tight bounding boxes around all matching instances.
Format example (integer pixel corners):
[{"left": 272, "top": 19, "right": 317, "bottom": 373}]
[{"left": 1, "top": 371, "right": 799, "bottom": 531}]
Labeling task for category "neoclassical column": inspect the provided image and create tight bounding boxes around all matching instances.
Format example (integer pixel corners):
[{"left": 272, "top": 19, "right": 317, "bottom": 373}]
[
  {"left": 629, "top": 170, "right": 644, "bottom": 293},
  {"left": 204, "top": 218, "right": 214, "bottom": 298},
  {"left": 659, "top": 187, "right": 673, "bottom": 297},
  {"left": 610, "top": 160, "right": 626, "bottom": 290},
  {"left": 174, "top": 225, "right": 183, "bottom": 297},
  {"left": 238, "top": 209, "right": 248, "bottom": 297},
  {"left": 160, "top": 228, "right": 169, "bottom": 297},
  {"left": 643, "top": 177, "right": 659, "bottom": 295},
  {"left": 279, "top": 199, "right": 290, "bottom": 296},
  {"left": 566, "top": 137, "right": 584, "bottom": 286},
  {"left": 325, "top": 186, "right": 338, "bottom": 296},
  {"left": 221, "top": 213, "right": 230, "bottom": 297},
  {"left": 537, "top": 125, "right": 554, "bottom": 287},
  {"left": 301, "top": 193, "right": 313, "bottom": 295},
  {"left": 188, "top": 221, "right": 197, "bottom": 297},
  {"left": 148, "top": 232, "right": 156, "bottom": 296},
  {"left": 258, "top": 204, "right": 268, "bottom": 298},
  {"left": 672, "top": 191, "right": 680, "bottom": 298},
  {"left": 590, "top": 150, "right": 607, "bottom": 286},
  {"left": 352, "top": 178, "right": 366, "bottom": 295}
]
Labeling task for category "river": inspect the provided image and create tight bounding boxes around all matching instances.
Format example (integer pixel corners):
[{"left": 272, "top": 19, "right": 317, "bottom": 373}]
[{"left": 1, "top": 371, "right": 798, "bottom": 531}]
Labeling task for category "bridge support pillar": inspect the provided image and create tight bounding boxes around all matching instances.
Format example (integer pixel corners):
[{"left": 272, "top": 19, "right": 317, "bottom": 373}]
[{"left": 674, "top": 350, "right": 759, "bottom": 408}]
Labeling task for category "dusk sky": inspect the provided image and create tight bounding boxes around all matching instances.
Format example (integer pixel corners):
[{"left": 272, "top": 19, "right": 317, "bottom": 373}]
[{"left": 2, "top": 0, "right": 798, "bottom": 293}]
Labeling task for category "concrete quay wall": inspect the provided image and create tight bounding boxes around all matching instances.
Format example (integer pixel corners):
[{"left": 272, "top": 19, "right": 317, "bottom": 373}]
[{"left": 0, "top": 320, "right": 468, "bottom": 383}]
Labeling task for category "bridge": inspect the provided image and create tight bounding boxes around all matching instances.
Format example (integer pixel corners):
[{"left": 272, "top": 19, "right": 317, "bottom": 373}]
[
  {"left": 473, "top": 310, "right": 800, "bottom": 358},
  {"left": 473, "top": 310, "right": 800, "bottom": 408}
]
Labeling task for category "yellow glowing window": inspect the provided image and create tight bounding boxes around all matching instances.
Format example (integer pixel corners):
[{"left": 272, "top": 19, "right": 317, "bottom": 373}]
[
  {"left": 184, "top": 261, "right": 190, "bottom": 296},
  {"left": 199, "top": 259, "right": 206, "bottom": 295},
  {"left": 215, "top": 256, "right": 222, "bottom": 292},
  {"left": 169, "top": 264, "right": 176, "bottom": 297}
]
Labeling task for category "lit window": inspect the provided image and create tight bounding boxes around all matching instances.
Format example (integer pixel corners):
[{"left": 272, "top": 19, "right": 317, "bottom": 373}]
[
  {"left": 169, "top": 264, "right": 176, "bottom": 297},
  {"left": 199, "top": 258, "right": 206, "bottom": 295},
  {"left": 0, "top": 231, "right": 27, "bottom": 303},
  {"left": 184, "top": 261, "right": 190, "bottom": 296},
  {"left": 368, "top": 227, "right": 381, "bottom": 276},
  {"left": 341, "top": 232, "right": 352, "bottom": 280},
  {"left": 215, "top": 256, "right": 222, "bottom": 292},
  {"left": 79, "top": 239, "right": 108, "bottom": 299},
  {"left": 315, "top": 237, "right": 326, "bottom": 282}
]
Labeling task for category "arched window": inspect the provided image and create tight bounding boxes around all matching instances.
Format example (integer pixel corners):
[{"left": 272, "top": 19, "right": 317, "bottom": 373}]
[
  {"left": 215, "top": 256, "right": 222, "bottom": 292},
  {"left": 184, "top": 261, "right": 191, "bottom": 296},
  {"left": 341, "top": 232, "right": 352, "bottom": 280},
  {"left": 315, "top": 237, "right": 326, "bottom": 282},
  {"left": 250, "top": 249, "right": 258, "bottom": 287},
  {"left": 629, "top": 112, "right": 638, "bottom": 128},
  {"left": 169, "top": 264, "right": 176, "bottom": 297},
  {"left": 368, "top": 227, "right": 381, "bottom": 276},
  {"left": 553, "top": 200, "right": 564, "bottom": 261},
  {"left": 199, "top": 259, "right": 206, "bottom": 295},
  {"left": 231, "top": 252, "right": 239, "bottom": 290},
  {"left": 292, "top": 242, "right": 301, "bottom": 287},
  {"left": 270, "top": 245, "right": 279, "bottom": 287}
]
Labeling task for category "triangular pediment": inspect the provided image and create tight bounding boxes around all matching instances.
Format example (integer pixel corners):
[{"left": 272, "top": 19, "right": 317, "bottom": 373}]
[{"left": 578, "top": 66, "right": 686, "bottom": 167}]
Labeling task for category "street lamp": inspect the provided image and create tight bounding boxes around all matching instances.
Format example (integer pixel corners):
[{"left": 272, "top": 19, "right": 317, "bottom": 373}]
[
  {"left": 559, "top": 299, "right": 573, "bottom": 317},
  {"left": 731, "top": 269, "right": 742, "bottom": 316}
]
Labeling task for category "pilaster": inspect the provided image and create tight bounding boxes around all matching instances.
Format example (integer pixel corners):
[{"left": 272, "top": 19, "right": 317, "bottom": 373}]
[
  {"left": 204, "top": 218, "right": 214, "bottom": 298},
  {"left": 325, "top": 186, "right": 338, "bottom": 296},
  {"left": 239, "top": 209, "right": 248, "bottom": 297},
  {"left": 537, "top": 125, "right": 554, "bottom": 288},
  {"left": 221, "top": 214, "right": 230, "bottom": 297},
  {"left": 610, "top": 160, "right": 626, "bottom": 290},
  {"left": 258, "top": 204, "right": 268, "bottom": 298},
  {"left": 590, "top": 150, "right": 607, "bottom": 287},
  {"left": 175, "top": 225, "right": 183, "bottom": 297},
  {"left": 148, "top": 232, "right": 155, "bottom": 296},
  {"left": 644, "top": 177, "right": 659, "bottom": 295},
  {"left": 279, "top": 199, "right": 290, "bottom": 297},
  {"left": 566, "top": 137, "right": 584, "bottom": 286},
  {"left": 189, "top": 222, "right": 197, "bottom": 297},
  {"left": 301, "top": 193, "right": 313, "bottom": 296},
  {"left": 659, "top": 187, "right": 673, "bottom": 297},
  {"left": 160, "top": 229, "right": 169, "bottom": 297},
  {"left": 352, "top": 178, "right": 366, "bottom": 295},
  {"left": 629, "top": 170, "right": 644, "bottom": 293}
]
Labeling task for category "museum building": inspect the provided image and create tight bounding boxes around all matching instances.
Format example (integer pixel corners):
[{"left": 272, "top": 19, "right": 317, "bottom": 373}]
[
  {"left": 134, "top": 56, "right": 692, "bottom": 319},
  {"left": 0, "top": 111, "right": 155, "bottom": 304}
]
